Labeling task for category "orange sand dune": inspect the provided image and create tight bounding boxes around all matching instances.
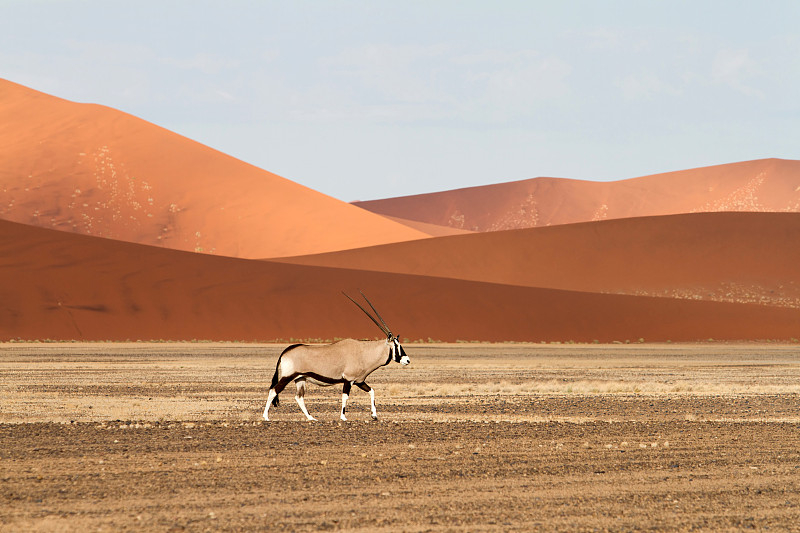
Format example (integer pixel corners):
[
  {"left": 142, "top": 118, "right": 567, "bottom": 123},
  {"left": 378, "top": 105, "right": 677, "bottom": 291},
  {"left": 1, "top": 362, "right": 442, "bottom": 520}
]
[
  {"left": 278, "top": 212, "right": 800, "bottom": 309},
  {"left": 0, "top": 79, "right": 429, "bottom": 258},
  {"left": 375, "top": 215, "right": 474, "bottom": 237},
  {"left": 2, "top": 219, "right": 799, "bottom": 342},
  {"left": 354, "top": 159, "right": 800, "bottom": 232}
]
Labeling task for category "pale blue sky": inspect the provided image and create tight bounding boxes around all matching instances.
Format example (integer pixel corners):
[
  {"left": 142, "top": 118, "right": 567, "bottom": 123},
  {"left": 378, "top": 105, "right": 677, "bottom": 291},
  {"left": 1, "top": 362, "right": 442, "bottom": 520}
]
[{"left": 3, "top": 1, "right": 800, "bottom": 201}]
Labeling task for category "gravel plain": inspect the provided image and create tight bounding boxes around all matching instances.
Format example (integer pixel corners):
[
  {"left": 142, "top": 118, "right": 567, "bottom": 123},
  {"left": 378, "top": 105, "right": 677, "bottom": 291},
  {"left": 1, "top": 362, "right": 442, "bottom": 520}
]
[{"left": 2, "top": 342, "right": 800, "bottom": 531}]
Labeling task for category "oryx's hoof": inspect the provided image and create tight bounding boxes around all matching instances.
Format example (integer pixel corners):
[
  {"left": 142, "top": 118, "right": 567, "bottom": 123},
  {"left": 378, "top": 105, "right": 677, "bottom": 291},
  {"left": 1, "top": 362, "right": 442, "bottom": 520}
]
[{"left": 371, "top": 415, "right": 378, "bottom": 421}]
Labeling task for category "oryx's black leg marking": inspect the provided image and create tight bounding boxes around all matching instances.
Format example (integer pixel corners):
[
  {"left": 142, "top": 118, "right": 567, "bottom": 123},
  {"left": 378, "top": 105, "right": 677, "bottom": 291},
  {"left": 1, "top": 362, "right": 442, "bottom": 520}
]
[
  {"left": 273, "top": 375, "right": 296, "bottom": 396},
  {"left": 294, "top": 377, "right": 316, "bottom": 421},
  {"left": 340, "top": 381, "right": 353, "bottom": 421},
  {"left": 355, "top": 382, "right": 378, "bottom": 420},
  {"left": 264, "top": 370, "right": 300, "bottom": 421}
]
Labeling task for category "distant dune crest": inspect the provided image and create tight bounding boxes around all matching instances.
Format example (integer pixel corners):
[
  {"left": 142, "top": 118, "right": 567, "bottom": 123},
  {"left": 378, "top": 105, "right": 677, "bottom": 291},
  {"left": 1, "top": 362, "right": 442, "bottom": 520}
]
[
  {"left": 2, "top": 79, "right": 799, "bottom": 342},
  {"left": 354, "top": 158, "right": 800, "bottom": 232}
]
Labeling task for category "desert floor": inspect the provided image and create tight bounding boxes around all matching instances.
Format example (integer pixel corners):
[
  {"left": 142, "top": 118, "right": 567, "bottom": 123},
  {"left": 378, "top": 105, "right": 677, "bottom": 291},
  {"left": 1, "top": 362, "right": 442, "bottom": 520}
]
[{"left": 2, "top": 342, "right": 800, "bottom": 531}]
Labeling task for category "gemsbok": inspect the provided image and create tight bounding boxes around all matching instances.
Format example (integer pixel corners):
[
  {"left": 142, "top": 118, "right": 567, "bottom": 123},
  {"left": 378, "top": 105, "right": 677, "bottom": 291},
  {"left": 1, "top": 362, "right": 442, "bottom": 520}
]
[{"left": 262, "top": 291, "right": 410, "bottom": 421}]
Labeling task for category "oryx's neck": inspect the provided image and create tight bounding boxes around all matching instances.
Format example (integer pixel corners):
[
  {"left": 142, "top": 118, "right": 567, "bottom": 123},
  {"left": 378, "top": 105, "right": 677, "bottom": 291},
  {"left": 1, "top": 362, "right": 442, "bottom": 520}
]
[{"left": 367, "top": 338, "right": 391, "bottom": 367}]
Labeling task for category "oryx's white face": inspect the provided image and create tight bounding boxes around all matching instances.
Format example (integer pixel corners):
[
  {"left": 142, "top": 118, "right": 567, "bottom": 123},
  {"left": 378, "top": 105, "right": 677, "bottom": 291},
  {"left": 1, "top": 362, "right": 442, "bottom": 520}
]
[{"left": 390, "top": 336, "right": 410, "bottom": 366}]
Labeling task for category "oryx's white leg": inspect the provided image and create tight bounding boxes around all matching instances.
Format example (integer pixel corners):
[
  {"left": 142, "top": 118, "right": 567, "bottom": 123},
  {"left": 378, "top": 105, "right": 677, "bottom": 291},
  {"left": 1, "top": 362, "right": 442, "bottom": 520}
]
[
  {"left": 368, "top": 388, "right": 377, "bottom": 420},
  {"left": 340, "top": 393, "right": 348, "bottom": 421},
  {"left": 340, "top": 382, "right": 353, "bottom": 421},
  {"left": 294, "top": 378, "right": 316, "bottom": 421},
  {"left": 263, "top": 389, "right": 277, "bottom": 421},
  {"left": 356, "top": 382, "right": 377, "bottom": 420}
]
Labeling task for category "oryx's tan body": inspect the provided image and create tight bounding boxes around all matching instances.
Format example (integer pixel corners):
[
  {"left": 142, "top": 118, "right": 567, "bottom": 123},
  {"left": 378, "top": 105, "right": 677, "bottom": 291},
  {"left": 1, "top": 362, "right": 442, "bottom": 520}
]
[{"left": 279, "top": 339, "right": 390, "bottom": 385}]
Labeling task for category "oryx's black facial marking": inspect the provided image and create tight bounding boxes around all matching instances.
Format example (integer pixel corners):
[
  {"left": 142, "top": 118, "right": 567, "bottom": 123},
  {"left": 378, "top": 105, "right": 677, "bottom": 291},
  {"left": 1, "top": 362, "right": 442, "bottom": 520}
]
[
  {"left": 396, "top": 343, "right": 407, "bottom": 363},
  {"left": 388, "top": 337, "right": 410, "bottom": 367}
]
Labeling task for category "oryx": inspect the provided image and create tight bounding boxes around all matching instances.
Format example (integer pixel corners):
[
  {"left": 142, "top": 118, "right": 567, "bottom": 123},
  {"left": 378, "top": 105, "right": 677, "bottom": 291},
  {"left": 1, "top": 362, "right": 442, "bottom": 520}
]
[{"left": 262, "top": 291, "right": 410, "bottom": 421}]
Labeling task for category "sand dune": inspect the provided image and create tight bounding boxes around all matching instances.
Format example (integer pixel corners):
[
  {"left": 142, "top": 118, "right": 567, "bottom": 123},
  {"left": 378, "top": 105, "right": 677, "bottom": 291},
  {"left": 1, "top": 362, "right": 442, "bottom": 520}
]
[
  {"left": 277, "top": 212, "right": 800, "bottom": 309},
  {"left": 373, "top": 215, "right": 474, "bottom": 237},
  {"left": 3, "top": 80, "right": 798, "bottom": 343},
  {"left": 3, "top": 219, "right": 799, "bottom": 342},
  {"left": 354, "top": 159, "right": 800, "bottom": 231},
  {"left": 0, "top": 79, "right": 429, "bottom": 258}
]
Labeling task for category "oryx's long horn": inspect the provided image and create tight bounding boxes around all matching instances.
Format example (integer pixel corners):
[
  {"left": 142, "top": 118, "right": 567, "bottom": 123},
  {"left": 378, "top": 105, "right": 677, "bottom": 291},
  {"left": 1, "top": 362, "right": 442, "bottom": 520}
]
[
  {"left": 342, "top": 291, "right": 390, "bottom": 337},
  {"left": 359, "top": 290, "right": 392, "bottom": 337}
]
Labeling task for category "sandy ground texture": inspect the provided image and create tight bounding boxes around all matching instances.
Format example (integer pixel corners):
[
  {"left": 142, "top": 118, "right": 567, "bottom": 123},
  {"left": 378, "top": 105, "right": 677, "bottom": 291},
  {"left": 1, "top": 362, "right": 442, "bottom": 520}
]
[{"left": 2, "top": 342, "right": 800, "bottom": 531}]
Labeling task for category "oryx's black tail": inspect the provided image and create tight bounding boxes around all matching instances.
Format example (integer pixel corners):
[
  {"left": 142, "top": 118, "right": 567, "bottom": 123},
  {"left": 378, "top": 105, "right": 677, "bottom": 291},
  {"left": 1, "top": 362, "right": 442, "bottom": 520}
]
[
  {"left": 270, "top": 363, "right": 281, "bottom": 406},
  {"left": 270, "top": 343, "right": 303, "bottom": 406}
]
